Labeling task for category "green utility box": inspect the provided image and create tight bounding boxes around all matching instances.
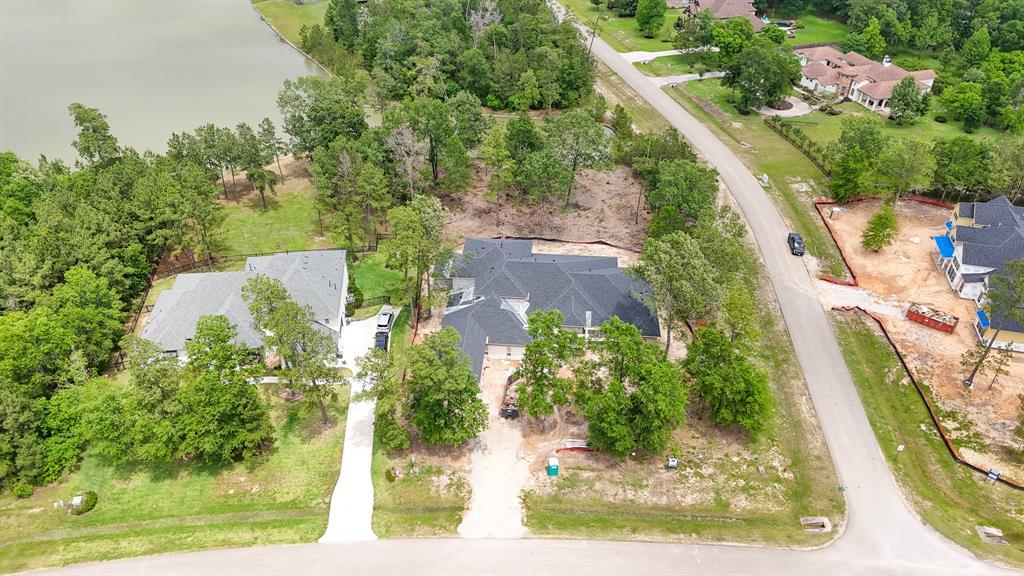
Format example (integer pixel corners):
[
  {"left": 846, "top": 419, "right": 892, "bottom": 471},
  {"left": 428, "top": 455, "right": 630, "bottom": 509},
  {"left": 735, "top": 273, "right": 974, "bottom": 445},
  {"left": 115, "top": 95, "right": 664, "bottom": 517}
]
[{"left": 546, "top": 457, "right": 559, "bottom": 477}]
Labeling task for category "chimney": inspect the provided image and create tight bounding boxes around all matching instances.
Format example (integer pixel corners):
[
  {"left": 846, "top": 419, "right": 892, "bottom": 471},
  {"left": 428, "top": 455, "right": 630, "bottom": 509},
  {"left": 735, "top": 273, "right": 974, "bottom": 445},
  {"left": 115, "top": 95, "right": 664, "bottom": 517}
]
[
  {"left": 882, "top": 55, "right": 891, "bottom": 67},
  {"left": 585, "top": 311, "right": 592, "bottom": 329}
]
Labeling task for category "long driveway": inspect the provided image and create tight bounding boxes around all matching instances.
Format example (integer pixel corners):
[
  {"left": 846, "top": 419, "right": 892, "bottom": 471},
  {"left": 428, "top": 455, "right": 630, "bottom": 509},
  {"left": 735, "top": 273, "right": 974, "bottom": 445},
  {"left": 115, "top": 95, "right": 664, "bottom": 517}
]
[
  {"left": 33, "top": 12, "right": 1012, "bottom": 576},
  {"left": 318, "top": 316, "right": 378, "bottom": 542}
]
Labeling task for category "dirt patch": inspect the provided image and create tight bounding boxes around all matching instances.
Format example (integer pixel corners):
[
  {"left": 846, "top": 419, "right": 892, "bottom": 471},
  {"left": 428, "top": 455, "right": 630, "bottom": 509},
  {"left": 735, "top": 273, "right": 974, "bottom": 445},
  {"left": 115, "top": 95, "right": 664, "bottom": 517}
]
[
  {"left": 458, "top": 358, "right": 529, "bottom": 538},
  {"left": 818, "top": 199, "right": 1024, "bottom": 478},
  {"left": 444, "top": 164, "right": 649, "bottom": 251}
]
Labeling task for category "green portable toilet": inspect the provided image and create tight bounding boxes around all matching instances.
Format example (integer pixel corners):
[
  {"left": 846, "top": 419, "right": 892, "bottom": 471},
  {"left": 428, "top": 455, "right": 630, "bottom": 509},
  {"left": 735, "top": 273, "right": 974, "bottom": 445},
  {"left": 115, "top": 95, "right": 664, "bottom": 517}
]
[{"left": 546, "top": 457, "right": 559, "bottom": 477}]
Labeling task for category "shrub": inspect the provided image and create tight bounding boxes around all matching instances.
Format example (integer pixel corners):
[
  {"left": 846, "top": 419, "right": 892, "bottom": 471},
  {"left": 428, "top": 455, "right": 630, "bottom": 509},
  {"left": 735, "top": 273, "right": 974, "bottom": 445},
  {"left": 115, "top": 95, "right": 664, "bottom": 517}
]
[
  {"left": 346, "top": 276, "right": 364, "bottom": 316},
  {"left": 11, "top": 482, "right": 33, "bottom": 499},
  {"left": 861, "top": 203, "right": 898, "bottom": 251},
  {"left": 72, "top": 490, "right": 98, "bottom": 515},
  {"left": 934, "top": 114, "right": 948, "bottom": 123}
]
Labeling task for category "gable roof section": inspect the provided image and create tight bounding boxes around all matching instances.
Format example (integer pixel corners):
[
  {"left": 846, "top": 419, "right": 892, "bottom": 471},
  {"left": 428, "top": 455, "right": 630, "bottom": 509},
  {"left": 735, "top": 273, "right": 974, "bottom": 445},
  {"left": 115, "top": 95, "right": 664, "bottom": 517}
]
[
  {"left": 443, "top": 239, "right": 660, "bottom": 377},
  {"left": 952, "top": 196, "right": 1024, "bottom": 271},
  {"left": 142, "top": 250, "right": 346, "bottom": 353}
]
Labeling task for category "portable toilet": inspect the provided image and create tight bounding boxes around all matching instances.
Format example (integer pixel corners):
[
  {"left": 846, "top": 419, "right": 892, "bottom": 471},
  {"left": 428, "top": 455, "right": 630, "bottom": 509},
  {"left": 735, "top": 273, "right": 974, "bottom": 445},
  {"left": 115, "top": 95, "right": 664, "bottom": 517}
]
[{"left": 546, "top": 457, "right": 559, "bottom": 477}]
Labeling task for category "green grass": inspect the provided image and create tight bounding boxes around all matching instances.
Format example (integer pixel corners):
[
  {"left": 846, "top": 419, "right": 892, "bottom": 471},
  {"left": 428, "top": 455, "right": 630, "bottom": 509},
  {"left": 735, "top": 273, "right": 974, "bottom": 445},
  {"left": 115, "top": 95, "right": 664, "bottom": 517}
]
[
  {"left": 560, "top": 0, "right": 681, "bottom": 52},
  {"left": 786, "top": 102, "right": 1012, "bottom": 149},
  {"left": 834, "top": 314, "right": 1024, "bottom": 568},
  {"left": 635, "top": 52, "right": 707, "bottom": 76},
  {"left": 0, "top": 388, "right": 350, "bottom": 573},
  {"left": 784, "top": 14, "right": 849, "bottom": 46},
  {"left": 216, "top": 183, "right": 332, "bottom": 255},
  {"left": 665, "top": 79, "right": 847, "bottom": 277},
  {"left": 349, "top": 252, "right": 404, "bottom": 300},
  {"left": 252, "top": 0, "right": 329, "bottom": 47}
]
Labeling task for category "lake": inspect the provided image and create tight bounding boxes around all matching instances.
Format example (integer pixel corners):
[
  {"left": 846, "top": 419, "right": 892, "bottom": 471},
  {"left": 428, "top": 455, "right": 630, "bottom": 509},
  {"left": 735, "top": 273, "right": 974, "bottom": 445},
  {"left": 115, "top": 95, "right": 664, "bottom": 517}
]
[{"left": 0, "top": 0, "right": 322, "bottom": 162}]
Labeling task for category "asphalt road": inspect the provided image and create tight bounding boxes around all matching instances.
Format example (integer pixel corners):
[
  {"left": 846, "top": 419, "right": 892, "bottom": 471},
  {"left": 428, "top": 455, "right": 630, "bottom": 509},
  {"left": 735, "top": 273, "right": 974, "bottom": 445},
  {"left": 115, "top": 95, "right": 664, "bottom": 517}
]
[{"left": 32, "top": 12, "right": 1012, "bottom": 576}]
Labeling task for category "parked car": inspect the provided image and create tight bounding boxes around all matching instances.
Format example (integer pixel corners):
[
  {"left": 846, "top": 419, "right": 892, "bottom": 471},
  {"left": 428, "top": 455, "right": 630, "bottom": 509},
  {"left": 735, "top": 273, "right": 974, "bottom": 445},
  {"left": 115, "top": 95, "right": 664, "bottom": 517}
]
[
  {"left": 374, "top": 331, "right": 389, "bottom": 350},
  {"left": 787, "top": 232, "right": 805, "bottom": 256},
  {"left": 376, "top": 310, "right": 393, "bottom": 331}
]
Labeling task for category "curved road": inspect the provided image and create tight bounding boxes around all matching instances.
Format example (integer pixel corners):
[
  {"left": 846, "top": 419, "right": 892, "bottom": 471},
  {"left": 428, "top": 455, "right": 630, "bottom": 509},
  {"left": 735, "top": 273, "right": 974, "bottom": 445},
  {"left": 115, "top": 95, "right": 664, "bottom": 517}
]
[{"left": 36, "top": 11, "right": 1010, "bottom": 576}]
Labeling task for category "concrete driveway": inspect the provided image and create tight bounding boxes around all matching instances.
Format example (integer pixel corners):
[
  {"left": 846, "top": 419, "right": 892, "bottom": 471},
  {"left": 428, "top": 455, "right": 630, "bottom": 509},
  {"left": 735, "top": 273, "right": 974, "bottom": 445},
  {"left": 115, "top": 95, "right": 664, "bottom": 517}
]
[{"left": 318, "top": 315, "right": 380, "bottom": 542}]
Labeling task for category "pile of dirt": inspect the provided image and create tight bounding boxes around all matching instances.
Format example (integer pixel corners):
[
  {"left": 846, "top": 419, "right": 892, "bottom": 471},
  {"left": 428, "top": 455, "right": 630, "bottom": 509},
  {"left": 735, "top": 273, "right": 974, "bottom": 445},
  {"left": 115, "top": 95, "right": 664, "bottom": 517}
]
[
  {"left": 444, "top": 164, "right": 649, "bottom": 251},
  {"left": 819, "top": 199, "right": 1024, "bottom": 478}
]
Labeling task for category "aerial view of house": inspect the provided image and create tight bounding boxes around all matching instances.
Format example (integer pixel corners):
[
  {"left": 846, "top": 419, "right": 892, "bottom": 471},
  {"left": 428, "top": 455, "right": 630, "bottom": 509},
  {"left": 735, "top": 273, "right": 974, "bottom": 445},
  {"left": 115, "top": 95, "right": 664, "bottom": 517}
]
[
  {"left": 934, "top": 196, "right": 1024, "bottom": 351},
  {"left": 796, "top": 46, "right": 936, "bottom": 113},
  {"left": 670, "top": 0, "right": 764, "bottom": 31},
  {"left": 441, "top": 238, "right": 660, "bottom": 378},
  {"left": 142, "top": 250, "right": 348, "bottom": 359}
]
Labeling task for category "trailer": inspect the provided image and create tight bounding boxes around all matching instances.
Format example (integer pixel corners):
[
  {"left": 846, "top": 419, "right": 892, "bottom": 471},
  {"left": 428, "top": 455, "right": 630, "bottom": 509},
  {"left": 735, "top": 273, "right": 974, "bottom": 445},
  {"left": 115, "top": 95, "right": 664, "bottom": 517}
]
[
  {"left": 906, "top": 302, "right": 958, "bottom": 334},
  {"left": 500, "top": 375, "right": 519, "bottom": 420}
]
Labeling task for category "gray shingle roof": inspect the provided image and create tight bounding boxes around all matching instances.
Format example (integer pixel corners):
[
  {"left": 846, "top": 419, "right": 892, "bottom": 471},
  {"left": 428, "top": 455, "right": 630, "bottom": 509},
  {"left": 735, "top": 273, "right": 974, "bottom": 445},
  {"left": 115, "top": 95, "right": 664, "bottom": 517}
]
[
  {"left": 142, "top": 250, "right": 346, "bottom": 354},
  {"left": 953, "top": 196, "right": 1024, "bottom": 272},
  {"left": 443, "top": 239, "right": 660, "bottom": 377}
]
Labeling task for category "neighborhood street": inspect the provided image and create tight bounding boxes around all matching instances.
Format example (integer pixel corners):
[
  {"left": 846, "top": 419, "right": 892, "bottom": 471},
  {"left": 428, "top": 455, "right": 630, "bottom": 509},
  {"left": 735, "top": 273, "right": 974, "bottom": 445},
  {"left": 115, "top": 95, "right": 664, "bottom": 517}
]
[{"left": 28, "top": 11, "right": 1013, "bottom": 576}]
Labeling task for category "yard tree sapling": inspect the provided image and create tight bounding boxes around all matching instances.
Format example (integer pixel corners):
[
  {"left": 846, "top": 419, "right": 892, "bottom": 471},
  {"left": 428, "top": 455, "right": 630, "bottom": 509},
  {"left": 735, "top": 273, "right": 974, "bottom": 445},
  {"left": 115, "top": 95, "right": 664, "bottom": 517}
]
[
  {"left": 245, "top": 166, "right": 279, "bottom": 211},
  {"left": 357, "top": 348, "right": 410, "bottom": 451},
  {"left": 576, "top": 317, "right": 688, "bottom": 457},
  {"left": 964, "top": 260, "right": 1024, "bottom": 388},
  {"left": 258, "top": 117, "right": 288, "bottom": 182},
  {"left": 517, "top": 148, "right": 571, "bottom": 203},
  {"left": 505, "top": 112, "right": 545, "bottom": 165},
  {"left": 517, "top": 310, "right": 584, "bottom": 419},
  {"left": 861, "top": 202, "right": 898, "bottom": 252},
  {"left": 684, "top": 327, "right": 773, "bottom": 436},
  {"left": 874, "top": 138, "right": 932, "bottom": 204},
  {"left": 178, "top": 315, "right": 273, "bottom": 462},
  {"left": 545, "top": 109, "right": 609, "bottom": 206},
  {"left": 840, "top": 17, "right": 886, "bottom": 60},
  {"left": 888, "top": 76, "right": 928, "bottom": 125},
  {"left": 67, "top": 103, "right": 120, "bottom": 168},
  {"left": 723, "top": 37, "right": 801, "bottom": 111},
  {"left": 405, "top": 327, "right": 487, "bottom": 446},
  {"left": 635, "top": 0, "right": 667, "bottom": 39},
  {"left": 633, "top": 231, "right": 719, "bottom": 352},
  {"left": 379, "top": 196, "right": 453, "bottom": 311}
]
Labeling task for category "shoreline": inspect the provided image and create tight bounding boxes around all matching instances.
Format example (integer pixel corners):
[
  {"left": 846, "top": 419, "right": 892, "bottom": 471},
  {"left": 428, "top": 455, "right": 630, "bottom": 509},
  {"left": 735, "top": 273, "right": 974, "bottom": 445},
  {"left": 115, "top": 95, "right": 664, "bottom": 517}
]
[{"left": 248, "top": 0, "right": 333, "bottom": 76}]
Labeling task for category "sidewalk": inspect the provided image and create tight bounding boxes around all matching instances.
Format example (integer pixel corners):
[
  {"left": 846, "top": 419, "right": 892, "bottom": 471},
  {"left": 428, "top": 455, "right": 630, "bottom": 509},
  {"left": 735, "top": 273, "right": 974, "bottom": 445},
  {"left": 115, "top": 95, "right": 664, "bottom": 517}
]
[{"left": 319, "top": 316, "right": 379, "bottom": 542}]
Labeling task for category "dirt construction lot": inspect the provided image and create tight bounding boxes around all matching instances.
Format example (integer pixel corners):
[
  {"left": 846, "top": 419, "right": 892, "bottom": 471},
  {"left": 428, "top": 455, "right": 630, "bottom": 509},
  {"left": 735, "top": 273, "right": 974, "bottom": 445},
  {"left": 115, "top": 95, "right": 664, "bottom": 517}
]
[{"left": 818, "top": 199, "right": 1024, "bottom": 478}]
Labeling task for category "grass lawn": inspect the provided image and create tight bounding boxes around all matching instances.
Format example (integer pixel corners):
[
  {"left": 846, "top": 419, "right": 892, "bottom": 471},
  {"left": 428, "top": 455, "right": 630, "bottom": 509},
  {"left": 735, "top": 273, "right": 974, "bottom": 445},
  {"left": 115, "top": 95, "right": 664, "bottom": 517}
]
[
  {"left": 635, "top": 52, "right": 708, "bottom": 76},
  {"left": 559, "top": 0, "right": 680, "bottom": 53},
  {"left": 786, "top": 102, "right": 1012, "bottom": 149},
  {"left": 252, "top": 0, "right": 329, "bottom": 47},
  {"left": 595, "top": 61, "right": 666, "bottom": 133},
  {"left": 834, "top": 314, "right": 1024, "bottom": 568},
  {"left": 0, "top": 387, "right": 350, "bottom": 573},
  {"left": 349, "top": 252, "right": 404, "bottom": 300},
  {"left": 784, "top": 14, "right": 849, "bottom": 46},
  {"left": 666, "top": 79, "right": 847, "bottom": 277},
  {"left": 216, "top": 183, "right": 331, "bottom": 256}
]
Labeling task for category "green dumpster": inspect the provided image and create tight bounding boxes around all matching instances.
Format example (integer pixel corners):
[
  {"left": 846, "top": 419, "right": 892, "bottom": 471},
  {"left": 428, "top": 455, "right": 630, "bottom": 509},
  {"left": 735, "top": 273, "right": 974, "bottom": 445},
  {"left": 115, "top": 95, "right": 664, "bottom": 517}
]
[{"left": 546, "top": 457, "right": 559, "bottom": 477}]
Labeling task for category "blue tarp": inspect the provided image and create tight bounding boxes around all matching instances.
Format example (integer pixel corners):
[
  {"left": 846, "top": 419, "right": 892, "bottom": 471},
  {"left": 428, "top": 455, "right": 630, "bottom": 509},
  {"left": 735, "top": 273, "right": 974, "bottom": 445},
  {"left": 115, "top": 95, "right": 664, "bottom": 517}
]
[
  {"left": 977, "top": 309, "right": 990, "bottom": 328},
  {"left": 945, "top": 220, "right": 953, "bottom": 231},
  {"left": 932, "top": 235, "right": 955, "bottom": 258}
]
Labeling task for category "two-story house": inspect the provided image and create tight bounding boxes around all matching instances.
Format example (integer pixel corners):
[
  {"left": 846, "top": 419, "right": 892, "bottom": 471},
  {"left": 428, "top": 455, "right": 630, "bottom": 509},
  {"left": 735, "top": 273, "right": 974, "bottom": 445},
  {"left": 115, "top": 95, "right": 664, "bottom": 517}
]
[{"left": 933, "top": 196, "right": 1024, "bottom": 352}]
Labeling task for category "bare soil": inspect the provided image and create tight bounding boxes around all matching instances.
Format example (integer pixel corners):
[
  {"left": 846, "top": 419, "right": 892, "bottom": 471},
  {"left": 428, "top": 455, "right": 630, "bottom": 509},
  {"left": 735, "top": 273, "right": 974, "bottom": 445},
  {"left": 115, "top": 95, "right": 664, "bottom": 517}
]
[
  {"left": 818, "top": 199, "right": 1024, "bottom": 478},
  {"left": 444, "top": 164, "right": 650, "bottom": 251}
]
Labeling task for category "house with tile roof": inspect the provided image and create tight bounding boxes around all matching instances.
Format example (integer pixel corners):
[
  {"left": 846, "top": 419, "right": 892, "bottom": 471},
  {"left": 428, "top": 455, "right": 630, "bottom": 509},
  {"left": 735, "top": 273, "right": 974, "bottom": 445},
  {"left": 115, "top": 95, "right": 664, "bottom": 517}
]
[
  {"left": 440, "top": 238, "right": 660, "bottom": 378},
  {"left": 669, "top": 0, "right": 764, "bottom": 32},
  {"left": 933, "top": 196, "right": 1024, "bottom": 352},
  {"left": 141, "top": 250, "right": 348, "bottom": 360},
  {"left": 795, "top": 46, "right": 936, "bottom": 113}
]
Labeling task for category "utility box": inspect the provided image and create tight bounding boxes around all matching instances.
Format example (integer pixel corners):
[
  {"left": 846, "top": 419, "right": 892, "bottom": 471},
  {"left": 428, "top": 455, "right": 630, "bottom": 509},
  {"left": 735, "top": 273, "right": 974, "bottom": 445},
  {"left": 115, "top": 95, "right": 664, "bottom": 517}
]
[{"left": 546, "top": 457, "right": 559, "bottom": 477}]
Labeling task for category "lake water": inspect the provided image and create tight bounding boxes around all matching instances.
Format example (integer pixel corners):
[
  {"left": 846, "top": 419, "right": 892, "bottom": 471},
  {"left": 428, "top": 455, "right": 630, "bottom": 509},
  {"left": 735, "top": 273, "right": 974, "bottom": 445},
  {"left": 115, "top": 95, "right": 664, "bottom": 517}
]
[{"left": 0, "top": 0, "right": 322, "bottom": 162}]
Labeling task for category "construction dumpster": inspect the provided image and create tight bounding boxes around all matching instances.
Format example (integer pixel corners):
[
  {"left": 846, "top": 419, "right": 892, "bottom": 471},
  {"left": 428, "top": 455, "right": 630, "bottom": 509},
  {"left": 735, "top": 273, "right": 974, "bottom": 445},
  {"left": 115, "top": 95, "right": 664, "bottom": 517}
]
[{"left": 906, "top": 303, "right": 958, "bottom": 334}]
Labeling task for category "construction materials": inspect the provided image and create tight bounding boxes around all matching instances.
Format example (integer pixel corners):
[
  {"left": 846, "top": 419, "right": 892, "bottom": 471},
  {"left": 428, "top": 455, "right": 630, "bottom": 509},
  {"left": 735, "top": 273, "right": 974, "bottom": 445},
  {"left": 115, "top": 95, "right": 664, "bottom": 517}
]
[{"left": 906, "top": 302, "right": 958, "bottom": 334}]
